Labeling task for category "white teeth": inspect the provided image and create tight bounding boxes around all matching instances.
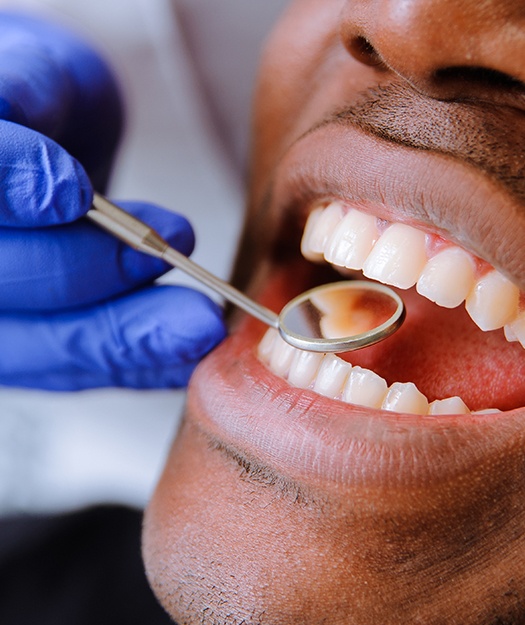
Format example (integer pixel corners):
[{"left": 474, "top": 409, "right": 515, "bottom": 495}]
[
  {"left": 313, "top": 354, "right": 351, "bottom": 398},
  {"left": 362, "top": 223, "right": 427, "bottom": 289},
  {"left": 301, "top": 202, "right": 344, "bottom": 261},
  {"left": 416, "top": 247, "right": 476, "bottom": 308},
  {"left": 258, "top": 327, "right": 278, "bottom": 361},
  {"left": 269, "top": 335, "right": 296, "bottom": 377},
  {"left": 301, "top": 204, "right": 523, "bottom": 347},
  {"left": 504, "top": 312, "right": 525, "bottom": 348},
  {"left": 342, "top": 366, "right": 388, "bottom": 409},
  {"left": 288, "top": 349, "right": 324, "bottom": 389},
  {"left": 429, "top": 396, "right": 470, "bottom": 415},
  {"left": 465, "top": 271, "right": 520, "bottom": 331},
  {"left": 258, "top": 332, "right": 499, "bottom": 415},
  {"left": 324, "top": 209, "right": 379, "bottom": 269},
  {"left": 381, "top": 382, "right": 429, "bottom": 415}
]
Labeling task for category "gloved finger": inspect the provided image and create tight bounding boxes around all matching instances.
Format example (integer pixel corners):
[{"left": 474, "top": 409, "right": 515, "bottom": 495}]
[
  {"left": 0, "top": 200, "right": 194, "bottom": 311},
  {"left": 0, "top": 285, "right": 226, "bottom": 391},
  {"left": 0, "top": 121, "right": 92, "bottom": 226},
  {"left": 0, "top": 11, "right": 123, "bottom": 189}
]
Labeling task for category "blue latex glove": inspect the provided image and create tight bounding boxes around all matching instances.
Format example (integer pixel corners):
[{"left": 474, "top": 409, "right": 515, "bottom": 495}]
[{"left": 0, "top": 12, "right": 226, "bottom": 390}]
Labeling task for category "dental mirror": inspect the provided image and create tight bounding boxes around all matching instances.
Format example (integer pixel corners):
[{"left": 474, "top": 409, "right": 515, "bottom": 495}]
[{"left": 87, "top": 194, "right": 405, "bottom": 354}]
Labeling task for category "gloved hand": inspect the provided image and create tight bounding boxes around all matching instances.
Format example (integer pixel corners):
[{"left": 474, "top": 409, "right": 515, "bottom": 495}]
[{"left": 0, "top": 12, "right": 226, "bottom": 390}]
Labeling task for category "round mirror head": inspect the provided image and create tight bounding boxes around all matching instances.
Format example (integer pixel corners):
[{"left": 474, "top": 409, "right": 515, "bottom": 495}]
[{"left": 278, "top": 281, "right": 405, "bottom": 353}]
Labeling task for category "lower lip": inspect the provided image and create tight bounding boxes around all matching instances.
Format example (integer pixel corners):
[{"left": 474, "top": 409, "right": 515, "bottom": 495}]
[{"left": 187, "top": 268, "right": 525, "bottom": 490}]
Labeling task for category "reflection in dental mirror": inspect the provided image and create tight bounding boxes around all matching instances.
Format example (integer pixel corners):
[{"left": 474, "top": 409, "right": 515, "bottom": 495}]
[
  {"left": 87, "top": 195, "right": 405, "bottom": 354},
  {"left": 279, "top": 281, "right": 405, "bottom": 353}
]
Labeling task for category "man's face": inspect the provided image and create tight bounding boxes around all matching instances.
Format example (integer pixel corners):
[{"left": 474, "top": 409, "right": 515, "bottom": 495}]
[{"left": 144, "top": 1, "right": 525, "bottom": 623}]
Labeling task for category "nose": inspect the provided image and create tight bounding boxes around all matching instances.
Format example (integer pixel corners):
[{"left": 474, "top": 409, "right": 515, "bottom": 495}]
[{"left": 341, "top": 0, "right": 525, "bottom": 103}]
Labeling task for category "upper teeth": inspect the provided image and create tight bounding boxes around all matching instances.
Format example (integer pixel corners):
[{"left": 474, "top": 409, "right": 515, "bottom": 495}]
[{"left": 301, "top": 201, "right": 523, "bottom": 344}]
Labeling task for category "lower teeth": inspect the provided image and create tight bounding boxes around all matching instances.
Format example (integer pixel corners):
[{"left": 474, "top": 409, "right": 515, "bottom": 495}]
[{"left": 258, "top": 329, "right": 500, "bottom": 416}]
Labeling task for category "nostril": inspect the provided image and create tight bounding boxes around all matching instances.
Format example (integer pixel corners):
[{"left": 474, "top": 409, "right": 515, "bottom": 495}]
[
  {"left": 346, "top": 36, "right": 385, "bottom": 69},
  {"left": 433, "top": 66, "right": 525, "bottom": 95}
]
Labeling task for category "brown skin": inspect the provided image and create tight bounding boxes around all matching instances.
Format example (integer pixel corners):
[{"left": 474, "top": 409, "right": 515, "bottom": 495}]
[{"left": 143, "top": 1, "right": 525, "bottom": 623}]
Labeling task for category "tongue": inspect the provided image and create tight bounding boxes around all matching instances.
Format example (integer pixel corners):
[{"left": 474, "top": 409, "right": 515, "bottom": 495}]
[{"left": 342, "top": 286, "right": 525, "bottom": 411}]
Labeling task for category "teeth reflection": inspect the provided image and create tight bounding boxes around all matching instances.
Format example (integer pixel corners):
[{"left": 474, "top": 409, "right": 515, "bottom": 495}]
[{"left": 258, "top": 330, "right": 496, "bottom": 415}]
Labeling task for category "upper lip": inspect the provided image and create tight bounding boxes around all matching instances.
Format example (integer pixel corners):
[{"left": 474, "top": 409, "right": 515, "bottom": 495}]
[{"left": 267, "top": 110, "right": 525, "bottom": 291}]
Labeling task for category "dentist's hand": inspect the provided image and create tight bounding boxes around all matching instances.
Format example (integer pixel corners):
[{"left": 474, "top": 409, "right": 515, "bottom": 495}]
[{"left": 0, "top": 12, "right": 226, "bottom": 390}]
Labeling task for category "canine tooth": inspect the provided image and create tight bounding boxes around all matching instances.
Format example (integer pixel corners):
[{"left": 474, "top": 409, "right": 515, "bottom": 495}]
[
  {"left": 342, "top": 366, "right": 388, "bottom": 409},
  {"left": 258, "top": 328, "right": 278, "bottom": 363},
  {"left": 472, "top": 408, "right": 502, "bottom": 414},
  {"left": 288, "top": 350, "right": 324, "bottom": 389},
  {"left": 301, "top": 202, "right": 344, "bottom": 261},
  {"left": 301, "top": 207, "right": 324, "bottom": 261},
  {"left": 428, "top": 396, "right": 470, "bottom": 415},
  {"left": 504, "top": 312, "right": 525, "bottom": 348},
  {"left": 416, "top": 247, "right": 476, "bottom": 308},
  {"left": 313, "top": 355, "right": 351, "bottom": 398},
  {"left": 382, "top": 382, "right": 429, "bottom": 415},
  {"left": 362, "top": 223, "right": 427, "bottom": 289},
  {"left": 324, "top": 209, "right": 379, "bottom": 270},
  {"left": 465, "top": 271, "right": 519, "bottom": 331},
  {"left": 269, "top": 335, "right": 296, "bottom": 377}
]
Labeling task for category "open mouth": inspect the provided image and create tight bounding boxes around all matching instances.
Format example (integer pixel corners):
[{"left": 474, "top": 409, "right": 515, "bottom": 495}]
[{"left": 257, "top": 200, "right": 525, "bottom": 416}]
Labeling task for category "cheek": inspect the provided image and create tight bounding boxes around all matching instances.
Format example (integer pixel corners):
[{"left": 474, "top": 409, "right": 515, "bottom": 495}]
[{"left": 251, "top": 1, "right": 342, "bottom": 198}]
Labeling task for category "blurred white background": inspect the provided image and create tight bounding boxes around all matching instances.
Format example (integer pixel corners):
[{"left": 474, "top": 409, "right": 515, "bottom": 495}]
[{"left": 0, "top": 0, "right": 286, "bottom": 514}]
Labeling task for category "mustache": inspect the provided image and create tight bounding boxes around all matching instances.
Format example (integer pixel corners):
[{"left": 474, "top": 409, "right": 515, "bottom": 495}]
[{"left": 326, "top": 83, "right": 525, "bottom": 202}]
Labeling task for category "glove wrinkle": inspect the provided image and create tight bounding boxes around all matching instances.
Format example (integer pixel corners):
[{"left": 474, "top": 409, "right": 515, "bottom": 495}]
[
  {"left": 0, "top": 121, "right": 92, "bottom": 226},
  {"left": 0, "top": 286, "right": 226, "bottom": 391}
]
